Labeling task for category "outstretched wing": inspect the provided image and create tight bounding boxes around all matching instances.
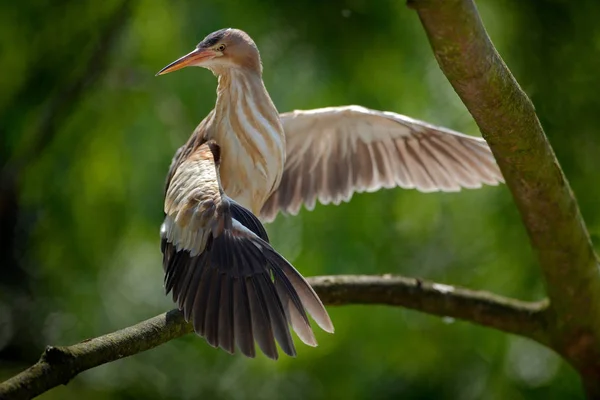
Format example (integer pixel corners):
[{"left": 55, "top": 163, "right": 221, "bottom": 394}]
[
  {"left": 260, "top": 105, "right": 503, "bottom": 222},
  {"left": 161, "top": 141, "right": 333, "bottom": 360}
]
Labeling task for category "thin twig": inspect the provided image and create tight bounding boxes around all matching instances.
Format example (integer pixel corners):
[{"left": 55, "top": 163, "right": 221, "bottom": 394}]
[{"left": 0, "top": 274, "right": 548, "bottom": 400}]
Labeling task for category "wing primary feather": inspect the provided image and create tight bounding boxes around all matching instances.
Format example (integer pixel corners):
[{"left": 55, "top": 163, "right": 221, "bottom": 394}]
[
  {"left": 404, "top": 138, "right": 436, "bottom": 192},
  {"left": 388, "top": 139, "right": 412, "bottom": 189},
  {"left": 273, "top": 275, "right": 317, "bottom": 346},
  {"left": 393, "top": 139, "right": 416, "bottom": 189},
  {"left": 436, "top": 135, "right": 493, "bottom": 182},
  {"left": 176, "top": 252, "right": 199, "bottom": 308},
  {"left": 164, "top": 249, "right": 184, "bottom": 294},
  {"left": 277, "top": 171, "right": 296, "bottom": 214},
  {"left": 192, "top": 265, "right": 215, "bottom": 336},
  {"left": 417, "top": 138, "right": 462, "bottom": 191},
  {"left": 204, "top": 270, "right": 222, "bottom": 348},
  {"left": 234, "top": 237, "right": 280, "bottom": 359},
  {"left": 257, "top": 273, "right": 296, "bottom": 357},
  {"left": 313, "top": 151, "right": 330, "bottom": 205},
  {"left": 372, "top": 141, "right": 396, "bottom": 189},
  {"left": 301, "top": 159, "right": 317, "bottom": 211},
  {"left": 268, "top": 260, "right": 310, "bottom": 326},
  {"left": 328, "top": 133, "right": 348, "bottom": 204},
  {"left": 460, "top": 139, "right": 504, "bottom": 182},
  {"left": 233, "top": 276, "right": 255, "bottom": 358},
  {"left": 183, "top": 253, "right": 208, "bottom": 321},
  {"left": 289, "top": 170, "right": 305, "bottom": 213},
  {"left": 407, "top": 138, "right": 447, "bottom": 190},
  {"left": 262, "top": 246, "right": 334, "bottom": 333},
  {"left": 446, "top": 137, "right": 497, "bottom": 181},
  {"left": 218, "top": 274, "right": 235, "bottom": 354},
  {"left": 170, "top": 253, "right": 191, "bottom": 303},
  {"left": 247, "top": 275, "right": 278, "bottom": 359},
  {"left": 426, "top": 135, "right": 481, "bottom": 187},
  {"left": 356, "top": 140, "right": 377, "bottom": 192}
]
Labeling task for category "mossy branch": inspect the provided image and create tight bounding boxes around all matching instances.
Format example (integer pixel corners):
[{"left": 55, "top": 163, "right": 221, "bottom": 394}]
[
  {"left": 408, "top": 0, "right": 600, "bottom": 396},
  {"left": 0, "top": 274, "right": 548, "bottom": 400}
]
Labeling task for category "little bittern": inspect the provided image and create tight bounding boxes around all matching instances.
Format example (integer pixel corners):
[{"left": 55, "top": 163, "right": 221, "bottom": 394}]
[
  {"left": 161, "top": 141, "right": 330, "bottom": 359},
  {"left": 157, "top": 28, "right": 503, "bottom": 359}
]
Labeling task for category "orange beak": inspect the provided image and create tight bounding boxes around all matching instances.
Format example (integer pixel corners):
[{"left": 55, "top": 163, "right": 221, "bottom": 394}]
[{"left": 156, "top": 48, "right": 217, "bottom": 76}]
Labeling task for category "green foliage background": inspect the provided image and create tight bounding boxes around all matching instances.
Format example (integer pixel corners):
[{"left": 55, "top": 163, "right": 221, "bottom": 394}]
[{"left": 2, "top": 1, "right": 599, "bottom": 398}]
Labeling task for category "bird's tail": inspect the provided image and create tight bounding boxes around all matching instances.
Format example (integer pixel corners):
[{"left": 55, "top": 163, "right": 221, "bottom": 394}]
[{"left": 161, "top": 201, "right": 333, "bottom": 360}]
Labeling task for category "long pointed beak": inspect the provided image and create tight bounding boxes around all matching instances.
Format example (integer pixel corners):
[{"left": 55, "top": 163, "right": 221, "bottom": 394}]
[{"left": 156, "top": 48, "right": 217, "bottom": 76}]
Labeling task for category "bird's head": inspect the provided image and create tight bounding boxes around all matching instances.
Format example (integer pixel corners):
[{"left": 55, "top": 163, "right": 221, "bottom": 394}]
[{"left": 156, "top": 28, "right": 262, "bottom": 76}]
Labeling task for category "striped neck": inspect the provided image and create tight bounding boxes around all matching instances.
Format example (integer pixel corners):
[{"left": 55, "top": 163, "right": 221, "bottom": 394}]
[
  {"left": 207, "top": 68, "right": 286, "bottom": 212},
  {"left": 210, "top": 68, "right": 285, "bottom": 177},
  {"left": 213, "top": 69, "right": 282, "bottom": 134}
]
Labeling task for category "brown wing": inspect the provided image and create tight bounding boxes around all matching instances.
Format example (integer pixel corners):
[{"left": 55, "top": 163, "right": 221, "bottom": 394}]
[
  {"left": 260, "top": 105, "right": 504, "bottom": 222},
  {"left": 161, "top": 142, "right": 333, "bottom": 360},
  {"left": 164, "top": 110, "right": 216, "bottom": 196}
]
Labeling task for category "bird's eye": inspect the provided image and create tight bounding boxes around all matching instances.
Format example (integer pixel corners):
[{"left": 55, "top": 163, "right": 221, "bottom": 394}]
[{"left": 216, "top": 44, "right": 226, "bottom": 52}]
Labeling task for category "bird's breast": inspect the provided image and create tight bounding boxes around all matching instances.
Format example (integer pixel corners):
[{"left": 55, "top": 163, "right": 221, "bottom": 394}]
[
  {"left": 211, "top": 73, "right": 287, "bottom": 214},
  {"left": 217, "top": 130, "right": 285, "bottom": 215}
]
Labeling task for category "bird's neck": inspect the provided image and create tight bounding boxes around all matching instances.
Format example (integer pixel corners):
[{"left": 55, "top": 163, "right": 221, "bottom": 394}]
[
  {"left": 208, "top": 69, "right": 286, "bottom": 212},
  {"left": 211, "top": 69, "right": 286, "bottom": 160},
  {"left": 212, "top": 70, "right": 283, "bottom": 140}
]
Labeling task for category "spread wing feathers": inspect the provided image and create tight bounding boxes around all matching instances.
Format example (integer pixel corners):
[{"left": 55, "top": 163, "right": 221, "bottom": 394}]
[
  {"left": 260, "top": 105, "right": 504, "bottom": 222},
  {"left": 161, "top": 142, "right": 333, "bottom": 360}
]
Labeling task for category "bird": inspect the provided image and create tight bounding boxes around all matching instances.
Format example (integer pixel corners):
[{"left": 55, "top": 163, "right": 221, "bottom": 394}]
[
  {"left": 156, "top": 28, "right": 503, "bottom": 358},
  {"left": 158, "top": 28, "right": 503, "bottom": 221},
  {"left": 160, "top": 140, "right": 332, "bottom": 359}
]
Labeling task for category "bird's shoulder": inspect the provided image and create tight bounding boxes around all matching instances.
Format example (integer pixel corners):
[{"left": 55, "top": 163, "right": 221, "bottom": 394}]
[
  {"left": 164, "top": 111, "right": 218, "bottom": 195},
  {"left": 164, "top": 141, "right": 222, "bottom": 218}
]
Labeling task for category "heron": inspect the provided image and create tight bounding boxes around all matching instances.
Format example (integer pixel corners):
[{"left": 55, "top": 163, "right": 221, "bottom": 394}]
[{"left": 156, "top": 28, "right": 503, "bottom": 360}]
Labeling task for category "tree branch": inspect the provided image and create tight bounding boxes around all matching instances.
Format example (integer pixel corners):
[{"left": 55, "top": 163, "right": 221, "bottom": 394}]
[
  {"left": 310, "top": 275, "right": 548, "bottom": 342},
  {"left": 407, "top": 0, "right": 600, "bottom": 395},
  {"left": 0, "top": 274, "right": 548, "bottom": 400}
]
